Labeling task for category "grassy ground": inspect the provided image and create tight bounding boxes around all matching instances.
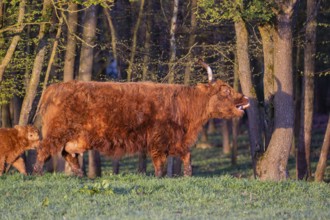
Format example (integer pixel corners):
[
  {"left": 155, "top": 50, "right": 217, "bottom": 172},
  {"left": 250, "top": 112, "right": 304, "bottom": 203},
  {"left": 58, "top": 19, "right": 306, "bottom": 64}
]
[
  {"left": 1, "top": 122, "right": 329, "bottom": 219},
  {"left": 1, "top": 149, "right": 329, "bottom": 219}
]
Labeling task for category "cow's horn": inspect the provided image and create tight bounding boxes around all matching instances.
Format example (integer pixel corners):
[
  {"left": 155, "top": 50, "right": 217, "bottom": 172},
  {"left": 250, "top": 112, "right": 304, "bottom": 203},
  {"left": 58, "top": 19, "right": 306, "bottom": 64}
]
[{"left": 198, "top": 59, "right": 213, "bottom": 83}]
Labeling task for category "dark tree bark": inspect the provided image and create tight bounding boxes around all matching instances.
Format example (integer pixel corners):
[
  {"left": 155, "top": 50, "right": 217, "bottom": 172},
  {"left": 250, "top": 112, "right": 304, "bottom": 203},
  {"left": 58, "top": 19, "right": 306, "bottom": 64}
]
[
  {"left": 1, "top": 103, "right": 11, "bottom": 127},
  {"left": 297, "top": 0, "right": 318, "bottom": 180},
  {"left": 256, "top": 0, "right": 298, "bottom": 181}
]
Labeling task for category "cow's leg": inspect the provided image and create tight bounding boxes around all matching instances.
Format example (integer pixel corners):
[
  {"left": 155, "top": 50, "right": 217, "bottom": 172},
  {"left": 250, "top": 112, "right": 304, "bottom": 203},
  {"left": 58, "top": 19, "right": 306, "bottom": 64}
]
[
  {"left": 112, "top": 158, "right": 120, "bottom": 175},
  {"left": 62, "top": 151, "right": 84, "bottom": 177},
  {"left": 151, "top": 153, "right": 167, "bottom": 177},
  {"left": 33, "top": 148, "right": 51, "bottom": 175},
  {"left": 11, "top": 157, "right": 27, "bottom": 175},
  {"left": 138, "top": 151, "right": 147, "bottom": 174},
  {"left": 181, "top": 151, "right": 192, "bottom": 177},
  {"left": 0, "top": 156, "right": 5, "bottom": 176}
]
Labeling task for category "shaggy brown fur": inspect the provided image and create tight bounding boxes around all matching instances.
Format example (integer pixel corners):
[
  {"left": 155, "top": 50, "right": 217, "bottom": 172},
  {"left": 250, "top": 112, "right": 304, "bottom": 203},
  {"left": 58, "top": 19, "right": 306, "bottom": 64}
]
[
  {"left": 0, "top": 125, "right": 40, "bottom": 175},
  {"left": 33, "top": 80, "right": 249, "bottom": 177}
]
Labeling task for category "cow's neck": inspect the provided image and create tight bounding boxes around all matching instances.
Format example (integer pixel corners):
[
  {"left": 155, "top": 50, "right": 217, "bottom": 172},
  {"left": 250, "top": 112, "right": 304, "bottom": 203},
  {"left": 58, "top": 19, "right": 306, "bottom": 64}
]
[{"left": 176, "top": 87, "right": 211, "bottom": 147}]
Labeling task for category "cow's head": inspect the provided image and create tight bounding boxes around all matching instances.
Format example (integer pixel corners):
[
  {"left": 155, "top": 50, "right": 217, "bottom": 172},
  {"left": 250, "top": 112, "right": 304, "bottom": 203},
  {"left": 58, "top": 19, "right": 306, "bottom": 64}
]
[
  {"left": 197, "top": 60, "right": 249, "bottom": 119},
  {"left": 204, "top": 80, "right": 249, "bottom": 119},
  {"left": 15, "top": 125, "right": 41, "bottom": 149}
]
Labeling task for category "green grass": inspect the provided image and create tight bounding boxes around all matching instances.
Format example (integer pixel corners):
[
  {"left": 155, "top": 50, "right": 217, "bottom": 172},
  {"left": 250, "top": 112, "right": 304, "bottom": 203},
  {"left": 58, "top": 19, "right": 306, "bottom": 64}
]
[
  {"left": 0, "top": 173, "right": 329, "bottom": 220},
  {"left": 1, "top": 127, "right": 329, "bottom": 219}
]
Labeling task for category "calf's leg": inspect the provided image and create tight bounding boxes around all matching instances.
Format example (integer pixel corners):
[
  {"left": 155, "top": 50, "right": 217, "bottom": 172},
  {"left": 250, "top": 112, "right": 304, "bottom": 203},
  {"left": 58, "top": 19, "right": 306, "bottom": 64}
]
[
  {"left": 11, "top": 157, "right": 27, "bottom": 175},
  {"left": 0, "top": 156, "right": 5, "bottom": 176}
]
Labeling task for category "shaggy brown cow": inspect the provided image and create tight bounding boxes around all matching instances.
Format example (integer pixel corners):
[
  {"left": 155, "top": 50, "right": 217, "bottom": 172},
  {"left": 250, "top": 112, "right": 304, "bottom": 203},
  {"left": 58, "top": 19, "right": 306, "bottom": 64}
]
[
  {"left": 0, "top": 125, "right": 40, "bottom": 175},
  {"left": 33, "top": 71, "right": 249, "bottom": 177}
]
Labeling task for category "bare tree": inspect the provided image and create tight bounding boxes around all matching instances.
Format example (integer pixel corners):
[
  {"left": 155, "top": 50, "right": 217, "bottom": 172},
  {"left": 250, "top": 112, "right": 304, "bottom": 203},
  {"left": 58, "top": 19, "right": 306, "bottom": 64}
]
[{"left": 297, "top": 0, "right": 318, "bottom": 180}]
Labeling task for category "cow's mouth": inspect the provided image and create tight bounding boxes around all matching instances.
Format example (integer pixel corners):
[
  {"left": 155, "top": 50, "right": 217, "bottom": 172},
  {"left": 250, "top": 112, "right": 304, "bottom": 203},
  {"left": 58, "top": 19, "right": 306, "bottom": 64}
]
[{"left": 236, "top": 96, "right": 250, "bottom": 112}]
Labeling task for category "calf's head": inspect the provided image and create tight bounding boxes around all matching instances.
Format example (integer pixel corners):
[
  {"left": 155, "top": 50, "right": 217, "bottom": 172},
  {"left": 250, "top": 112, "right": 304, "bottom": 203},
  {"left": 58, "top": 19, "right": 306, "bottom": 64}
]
[
  {"left": 15, "top": 125, "right": 41, "bottom": 149},
  {"left": 198, "top": 80, "right": 250, "bottom": 119}
]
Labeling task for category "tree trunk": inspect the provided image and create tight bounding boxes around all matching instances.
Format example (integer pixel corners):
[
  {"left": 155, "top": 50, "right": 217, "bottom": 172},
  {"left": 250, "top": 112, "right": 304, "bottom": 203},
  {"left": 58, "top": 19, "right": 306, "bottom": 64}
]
[
  {"left": 222, "top": 120, "right": 231, "bottom": 155},
  {"left": 77, "top": 5, "right": 101, "bottom": 178},
  {"left": 104, "top": 8, "right": 120, "bottom": 79},
  {"left": 231, "top": 118, "right": 239, "bottom": 165},
  {"left": 167, "top": 0, "right": 178, "bottom": 84},
  {"left": 167, "top": 0, "right": 181, "bottom": 177},
  {"left": 231, "top": 55, "right": 240, "bottom": 165},
  {"left": 296, "top": 0, "right": 318, "bottom": 180},
  {"left": 63, "top": 2, "right": 78, "bottom": 82},
  {"left": 142, "top": 0, "right": 152, "bottom": 81},
  {"left": 183, "top": 0, "right": 197, "bottom": 85},
  {"left": 0, "top": 0, "right": 25, "bottom": 81},
  {"left": 256, "top": 1, "right": 297, "bottom": 181},
  {"left": 234, "top": 17, "right": 262, "bottom": 177},
  {"left": 315, "top": 114, "right": 330, "bottom": 182},
  {"left": 126, "top": 0, "right": 145, "bottom": 81},
  {"left": 1, "top": 103, "right": 11, "bottom": 127},
  {"left": 10, "top": 96, "right": 22, "bottom": 126},
  {"left": 258, "top": 24, "right": 275, "bottom": 148},
  {"left": 19, "top": 0, "right": 52, "bottom": 126}
]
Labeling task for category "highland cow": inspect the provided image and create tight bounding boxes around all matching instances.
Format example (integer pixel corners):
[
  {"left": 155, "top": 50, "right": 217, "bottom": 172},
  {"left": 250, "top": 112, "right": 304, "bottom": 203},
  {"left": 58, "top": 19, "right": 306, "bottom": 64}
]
[
  {"left": 33, "top": 64, "right": 249, "bottom": 177},
  {"left": 0, "top": 125, "right": 40, "bottom": 175}
]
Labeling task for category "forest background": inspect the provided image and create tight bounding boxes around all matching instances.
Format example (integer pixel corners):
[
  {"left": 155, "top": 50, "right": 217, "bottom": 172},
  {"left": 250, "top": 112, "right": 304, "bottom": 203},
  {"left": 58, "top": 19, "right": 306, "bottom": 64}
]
[{"left": 0, "top": 0, "right": 329, "bottom": 182}]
